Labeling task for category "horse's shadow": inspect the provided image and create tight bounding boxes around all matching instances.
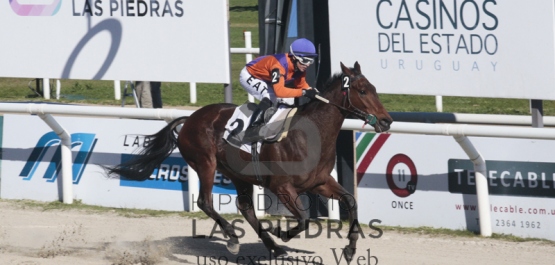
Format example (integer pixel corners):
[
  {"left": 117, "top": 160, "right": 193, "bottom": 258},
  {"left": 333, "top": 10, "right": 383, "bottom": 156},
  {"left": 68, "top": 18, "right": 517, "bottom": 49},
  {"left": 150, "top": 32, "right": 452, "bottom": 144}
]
[{"left": 129, "top": 235, "right": 316, "bottom": 264}]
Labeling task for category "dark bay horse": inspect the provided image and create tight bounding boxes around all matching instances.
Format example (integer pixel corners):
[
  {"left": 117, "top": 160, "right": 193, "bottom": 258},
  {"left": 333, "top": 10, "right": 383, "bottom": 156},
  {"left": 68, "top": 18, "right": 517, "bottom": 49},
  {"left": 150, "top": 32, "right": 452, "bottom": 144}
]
[{"left": 108, "top": 62, "right": 392, "bottom": 261}]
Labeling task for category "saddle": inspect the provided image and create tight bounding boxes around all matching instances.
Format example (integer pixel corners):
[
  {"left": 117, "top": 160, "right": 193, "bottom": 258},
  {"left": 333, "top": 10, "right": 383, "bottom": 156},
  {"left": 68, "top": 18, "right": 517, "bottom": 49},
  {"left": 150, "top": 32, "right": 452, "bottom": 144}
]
[{"left": 223, "top": 102, "right": 297, "bottom": 153}]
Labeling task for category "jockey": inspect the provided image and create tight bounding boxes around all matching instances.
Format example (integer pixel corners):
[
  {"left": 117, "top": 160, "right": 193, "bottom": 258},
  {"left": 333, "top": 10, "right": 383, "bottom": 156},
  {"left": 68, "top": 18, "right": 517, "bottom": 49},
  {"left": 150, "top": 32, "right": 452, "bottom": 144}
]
[{"left": 239, "top": 38, "right": 319, "bottom": 142}]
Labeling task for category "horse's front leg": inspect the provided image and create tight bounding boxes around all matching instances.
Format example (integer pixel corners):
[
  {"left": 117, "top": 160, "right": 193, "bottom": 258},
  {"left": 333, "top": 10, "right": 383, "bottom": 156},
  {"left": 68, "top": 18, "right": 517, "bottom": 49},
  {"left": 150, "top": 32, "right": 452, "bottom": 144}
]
[
  {"left": 311, "top": 176, "right": 358, "bottom": 263},
  {"left": 340, "top": 189, "right": 359, "bottom": 261}
]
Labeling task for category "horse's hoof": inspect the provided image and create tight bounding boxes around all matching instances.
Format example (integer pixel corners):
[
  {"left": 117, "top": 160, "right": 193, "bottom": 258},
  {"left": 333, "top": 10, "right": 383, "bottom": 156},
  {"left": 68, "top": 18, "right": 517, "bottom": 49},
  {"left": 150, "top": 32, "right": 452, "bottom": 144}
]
[
  {"left": 227, "top": 241, "right": 240, "bottom": 255},
  {"left": 273, "top": 247, "right": 287, "bottom": 257},
  {"left": 343, "top": 245, "right": 356, "bottom": 262}
]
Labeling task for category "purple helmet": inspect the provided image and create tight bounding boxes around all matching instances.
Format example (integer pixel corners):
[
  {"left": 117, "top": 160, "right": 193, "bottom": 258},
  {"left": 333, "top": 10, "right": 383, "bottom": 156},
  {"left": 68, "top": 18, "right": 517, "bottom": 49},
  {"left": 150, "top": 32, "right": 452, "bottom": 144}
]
[{"left": 289, "top": 38, "right": 317, "bottom": 58}]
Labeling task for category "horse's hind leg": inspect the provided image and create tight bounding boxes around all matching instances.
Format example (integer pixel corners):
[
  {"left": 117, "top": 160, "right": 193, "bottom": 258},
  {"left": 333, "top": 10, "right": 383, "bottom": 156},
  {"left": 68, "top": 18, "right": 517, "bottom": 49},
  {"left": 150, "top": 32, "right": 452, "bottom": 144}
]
[
  {"left": 269, "top": 184, "right": 311, "bottom": 243},
  {"left": 190, "top": 160, "right": 241, "bottom": 254},
  {"left": 233, "top": 181, "right": 287, "bottom": 257},
  {"left": 311, "top": 177, "right": 359, "bottom": 262}
]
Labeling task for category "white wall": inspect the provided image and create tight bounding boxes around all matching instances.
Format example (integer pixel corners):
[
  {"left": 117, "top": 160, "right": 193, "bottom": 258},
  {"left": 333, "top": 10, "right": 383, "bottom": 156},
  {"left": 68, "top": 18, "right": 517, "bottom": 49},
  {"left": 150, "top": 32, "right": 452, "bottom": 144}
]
[
  {"left": 0, "top": 1, "right": 230, "bottom": 83},
  {"left": 0, "top": 115, "right": 238, "bottom": 213},
  {"left": 329, "top": 0, "right": 555, "bottom": 100},
  {"left": 356, "top": 132, "right": 555, "bottom": 240}
]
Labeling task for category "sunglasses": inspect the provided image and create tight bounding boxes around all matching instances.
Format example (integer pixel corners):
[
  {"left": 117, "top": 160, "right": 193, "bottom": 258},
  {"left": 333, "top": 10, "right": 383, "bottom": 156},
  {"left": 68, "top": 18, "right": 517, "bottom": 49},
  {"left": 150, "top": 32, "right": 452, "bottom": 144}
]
[{"left": 294, "top": 55, "right": 315, "bottom": 65}]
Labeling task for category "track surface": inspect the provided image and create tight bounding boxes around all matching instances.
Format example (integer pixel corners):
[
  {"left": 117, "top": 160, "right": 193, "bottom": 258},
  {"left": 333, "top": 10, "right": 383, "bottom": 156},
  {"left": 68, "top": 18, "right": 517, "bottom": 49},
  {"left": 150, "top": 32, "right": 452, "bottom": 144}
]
[{"left": 0, "top": 201, "right": 553, "bottom": 265}]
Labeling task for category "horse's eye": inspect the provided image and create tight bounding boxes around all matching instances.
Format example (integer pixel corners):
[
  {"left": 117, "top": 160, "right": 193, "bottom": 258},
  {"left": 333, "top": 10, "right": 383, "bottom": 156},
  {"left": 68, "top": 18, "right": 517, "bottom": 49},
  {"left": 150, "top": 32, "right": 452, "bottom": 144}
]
[{"left": 359, "top": 89, "right": 367, "bottom": 95}]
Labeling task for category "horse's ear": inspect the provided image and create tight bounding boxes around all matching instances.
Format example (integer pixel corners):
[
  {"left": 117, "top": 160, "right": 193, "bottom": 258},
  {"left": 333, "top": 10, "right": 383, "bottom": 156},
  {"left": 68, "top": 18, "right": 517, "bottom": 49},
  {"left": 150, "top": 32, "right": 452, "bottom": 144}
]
[
  {"left": 340, "top": 62, "right": 353, "bottom": 76},
  {"left": 354, "top": 61, "right": 361, "bottom": 73}
]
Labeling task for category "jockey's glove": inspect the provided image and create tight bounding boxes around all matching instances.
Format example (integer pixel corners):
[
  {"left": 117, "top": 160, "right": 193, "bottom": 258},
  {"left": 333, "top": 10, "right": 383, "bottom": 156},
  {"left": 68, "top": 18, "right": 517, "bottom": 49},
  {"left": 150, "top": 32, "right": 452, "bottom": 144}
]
[{"left": 303, "top": 89, "right": 319, "bottom": 99}]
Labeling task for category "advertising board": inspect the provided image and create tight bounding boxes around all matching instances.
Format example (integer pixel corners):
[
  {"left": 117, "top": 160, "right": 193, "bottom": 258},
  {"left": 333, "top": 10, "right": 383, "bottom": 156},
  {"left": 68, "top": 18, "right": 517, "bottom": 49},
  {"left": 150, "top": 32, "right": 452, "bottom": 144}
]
[
  {"left": 0, "top": 115, "right": 237, "bottom": 213},
  {"left": 0, "top": 1, "right": 230, "bottom": 83},
  {"left": 329, "top": 0, "right": 555, "bottom": 100},
  {"left": 356, "top": 132, "right": 555, "bottom": 240}
]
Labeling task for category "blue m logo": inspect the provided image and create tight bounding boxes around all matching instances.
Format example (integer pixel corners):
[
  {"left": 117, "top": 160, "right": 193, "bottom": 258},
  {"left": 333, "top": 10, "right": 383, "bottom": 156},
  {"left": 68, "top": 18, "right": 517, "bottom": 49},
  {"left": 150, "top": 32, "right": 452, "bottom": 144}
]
[{"left": 19, "top": 132, "right": 97, "bottom": 184}]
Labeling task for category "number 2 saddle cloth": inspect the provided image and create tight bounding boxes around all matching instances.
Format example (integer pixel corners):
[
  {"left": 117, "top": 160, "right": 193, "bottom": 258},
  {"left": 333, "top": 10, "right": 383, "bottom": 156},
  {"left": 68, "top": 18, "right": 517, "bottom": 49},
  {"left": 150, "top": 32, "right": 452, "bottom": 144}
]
[{"left": 223, "top": 102, "right": 297, "bottom": 154}]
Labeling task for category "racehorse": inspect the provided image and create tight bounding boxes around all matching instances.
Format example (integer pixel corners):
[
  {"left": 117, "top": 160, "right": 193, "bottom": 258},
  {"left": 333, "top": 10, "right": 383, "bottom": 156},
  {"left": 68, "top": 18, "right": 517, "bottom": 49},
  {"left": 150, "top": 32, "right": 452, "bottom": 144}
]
[{"left": 107, "top": 62, "right": 392, "bottom": 261}]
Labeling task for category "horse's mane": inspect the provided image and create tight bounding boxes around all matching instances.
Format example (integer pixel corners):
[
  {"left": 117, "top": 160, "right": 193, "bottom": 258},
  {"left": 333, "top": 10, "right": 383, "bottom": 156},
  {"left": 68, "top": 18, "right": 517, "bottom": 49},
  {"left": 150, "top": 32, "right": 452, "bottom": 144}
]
[
  {"left": 297, "top": 67, "right": 359, "bottom": 112},
  {"left": 295, "top": 71, "right": 345, "bottom": 112},
  {"left": 320, "top": 72, "right": 342, "bottom": 93},
  {"left": 319, "top": 66, "right": 357, "bottom": 94}
]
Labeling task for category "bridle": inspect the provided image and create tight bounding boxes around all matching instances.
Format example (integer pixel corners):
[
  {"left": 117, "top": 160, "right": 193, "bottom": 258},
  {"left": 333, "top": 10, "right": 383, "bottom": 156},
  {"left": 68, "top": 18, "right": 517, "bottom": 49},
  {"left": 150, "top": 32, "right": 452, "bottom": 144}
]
[{"left": 323, "top": 74, "right": 378, "bottom": 128}]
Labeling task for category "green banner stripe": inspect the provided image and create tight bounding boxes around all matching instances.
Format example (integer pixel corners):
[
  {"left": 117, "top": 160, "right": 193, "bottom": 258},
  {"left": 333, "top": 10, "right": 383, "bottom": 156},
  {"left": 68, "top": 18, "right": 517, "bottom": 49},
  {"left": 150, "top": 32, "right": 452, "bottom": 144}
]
[{"left": 356, "top": 133, "right": 375, "bottom": 160}]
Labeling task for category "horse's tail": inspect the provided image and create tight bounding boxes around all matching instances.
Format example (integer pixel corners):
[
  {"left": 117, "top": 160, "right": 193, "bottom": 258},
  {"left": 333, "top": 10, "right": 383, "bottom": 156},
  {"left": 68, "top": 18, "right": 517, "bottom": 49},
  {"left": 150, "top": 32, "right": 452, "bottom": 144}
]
[{"left": 107, "top": 116, "right": 188, "bottom": 181}]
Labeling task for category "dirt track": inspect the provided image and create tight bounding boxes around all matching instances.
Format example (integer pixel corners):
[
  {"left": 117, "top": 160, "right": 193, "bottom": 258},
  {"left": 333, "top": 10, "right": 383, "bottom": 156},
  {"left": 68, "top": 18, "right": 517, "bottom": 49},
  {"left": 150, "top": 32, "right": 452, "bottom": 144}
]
[{"left": 0, "top": 200, "right": 553, "bottom": 265}]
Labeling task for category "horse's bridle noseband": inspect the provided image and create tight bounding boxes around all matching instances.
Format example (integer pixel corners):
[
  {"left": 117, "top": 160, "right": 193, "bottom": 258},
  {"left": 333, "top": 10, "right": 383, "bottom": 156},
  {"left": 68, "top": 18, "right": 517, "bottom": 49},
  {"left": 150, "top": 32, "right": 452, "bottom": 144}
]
[{"left": 327, "top": 74, "right": 378, "bottom": 127}]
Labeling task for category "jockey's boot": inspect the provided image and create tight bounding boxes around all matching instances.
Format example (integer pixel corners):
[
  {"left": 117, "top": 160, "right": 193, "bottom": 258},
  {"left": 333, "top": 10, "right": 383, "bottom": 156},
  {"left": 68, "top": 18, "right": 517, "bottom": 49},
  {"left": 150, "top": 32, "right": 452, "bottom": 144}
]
[{"left": 243, "top": 98, "right": 273, "bottom": 142}]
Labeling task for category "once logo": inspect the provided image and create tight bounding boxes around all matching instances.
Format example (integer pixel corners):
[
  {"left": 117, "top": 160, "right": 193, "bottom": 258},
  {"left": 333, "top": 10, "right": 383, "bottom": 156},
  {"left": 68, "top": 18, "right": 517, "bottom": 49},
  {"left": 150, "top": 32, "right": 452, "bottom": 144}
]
[
  {"left": 10, "top": 0, "right": 62, "bottom": 16},
  {"left": 386, "top": 154, "right": 418, "bottom": 198},
  {"left": 19, "top": 132, "right": 96, "bottom": 184}
]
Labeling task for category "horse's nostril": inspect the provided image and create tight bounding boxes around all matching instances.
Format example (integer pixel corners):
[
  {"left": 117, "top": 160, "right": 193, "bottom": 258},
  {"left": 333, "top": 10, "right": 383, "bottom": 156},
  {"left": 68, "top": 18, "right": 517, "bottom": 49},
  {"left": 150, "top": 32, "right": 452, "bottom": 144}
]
[
  {"left": 381, "top": 118, "right": 392, "bottom": 126},
  {"left": 378, "top": 119, "right": 392, "bottom": 132}
]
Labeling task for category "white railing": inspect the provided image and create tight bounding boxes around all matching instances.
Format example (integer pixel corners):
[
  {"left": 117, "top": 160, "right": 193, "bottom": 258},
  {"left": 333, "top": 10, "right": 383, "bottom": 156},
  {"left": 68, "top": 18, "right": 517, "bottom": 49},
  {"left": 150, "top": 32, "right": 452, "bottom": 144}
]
[
  {"left": 3, "top": 103, "right": 555, "bottom": 236},
  {"left": 390, "top": 112, "right": 555, "bottom": 127}
]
